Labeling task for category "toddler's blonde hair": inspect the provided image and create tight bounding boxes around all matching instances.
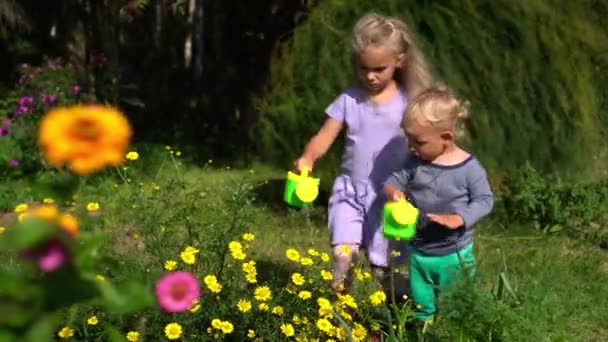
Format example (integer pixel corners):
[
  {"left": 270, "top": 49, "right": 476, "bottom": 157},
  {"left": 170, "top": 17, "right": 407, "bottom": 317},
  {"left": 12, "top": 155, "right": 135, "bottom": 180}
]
[
  {"left": 403, "top": 86, "right": 470, "bottom": 138},
  {"left": 352, "top": 13, "right": 432, "bottom": 97}
]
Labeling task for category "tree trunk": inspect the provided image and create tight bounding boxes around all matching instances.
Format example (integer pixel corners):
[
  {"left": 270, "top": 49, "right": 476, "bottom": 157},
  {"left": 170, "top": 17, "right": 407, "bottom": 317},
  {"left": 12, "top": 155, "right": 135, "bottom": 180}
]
[
  {"left": 184, "top": 0, "right": 195, "bottom": 68},
  {"left": 192, "top": 0, "right": 204, "bottom": 79}
]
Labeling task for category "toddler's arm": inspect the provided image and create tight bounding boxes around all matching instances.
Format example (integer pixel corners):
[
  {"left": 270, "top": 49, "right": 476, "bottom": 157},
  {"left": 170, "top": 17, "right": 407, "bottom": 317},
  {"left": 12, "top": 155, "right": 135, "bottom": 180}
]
[
  {"left": 295, "top": 117, "right": 342, "bottom": 171},
  {"left": 384, "top": 168, "right": 412, "bottom": 202},
  {"left": 454, "top": 163, "right": 494, "bottom": 228}
]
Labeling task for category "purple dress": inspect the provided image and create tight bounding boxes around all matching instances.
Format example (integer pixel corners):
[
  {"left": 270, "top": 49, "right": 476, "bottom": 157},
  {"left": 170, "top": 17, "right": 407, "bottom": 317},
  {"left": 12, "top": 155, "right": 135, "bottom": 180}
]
[{"left": 326, "top": 87, "right": 409, "bottom": 266}]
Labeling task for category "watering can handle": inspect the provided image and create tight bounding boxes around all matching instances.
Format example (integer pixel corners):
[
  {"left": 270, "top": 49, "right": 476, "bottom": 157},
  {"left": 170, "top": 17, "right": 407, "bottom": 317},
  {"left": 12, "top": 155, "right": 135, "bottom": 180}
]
[{"left": 301, "top": 166, "right": 310, "bottom": 177}]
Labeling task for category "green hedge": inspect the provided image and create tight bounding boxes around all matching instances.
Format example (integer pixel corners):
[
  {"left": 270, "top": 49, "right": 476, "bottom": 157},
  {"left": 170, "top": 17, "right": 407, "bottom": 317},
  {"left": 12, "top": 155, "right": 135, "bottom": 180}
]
[{"left": 254, "top": 0, "right": 608, "bottom": 179}]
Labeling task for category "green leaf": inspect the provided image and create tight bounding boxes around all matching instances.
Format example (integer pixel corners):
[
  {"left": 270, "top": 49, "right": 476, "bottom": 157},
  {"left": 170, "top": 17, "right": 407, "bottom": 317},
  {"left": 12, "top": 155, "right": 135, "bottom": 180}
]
[
  {"left": 23, "top": 314, "right": 59, "bottom": 342},
  {"left": 0, "top": 269, "right": 44, "bottom": 328},
  {"left": 0, "top": 219, "right": 55, "bottom": 251},
  {"left": 0, "top": 331, "right": 18, "bottom": 342},
  {"left": 549, "top": 224, "right": 564, "bottom": 233},
  {"left": 97, "top": 280, "right": 155, "bottom": 314},
  {"left": 40, "top": 265, "right": 100, "bottom": 311},
  {"left": 31, "top": 171, "right": 79, "bottom": 204},
  {"left": 104, "top": 324, "right": 126, "bottom": 342}
]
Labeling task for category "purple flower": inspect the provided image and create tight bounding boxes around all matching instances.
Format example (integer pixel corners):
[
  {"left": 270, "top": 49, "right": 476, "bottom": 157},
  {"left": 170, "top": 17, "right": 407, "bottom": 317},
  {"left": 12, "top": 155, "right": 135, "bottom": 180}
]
[
  {"left": 0, "top": 128, "right": 7, "bottom": 136},
  {"left": 21, "top": 63, "right": 29, "bottom": 69},
  {"left": 41, "top": 94, "right": 57, "bottom": 105},
  {"left": 18, "top": 96, "right": 34, "bottom": 106},
  {"left": 72, "top": 85, "right": 81, "bottom": 95},
  {"left": 2, "top": 119, "right": 11, "bottom": 127},
  {"left": 15, "top": 105, "right": 28, "bottom": 116},
  {"left": 9, "top": 159, "right": 19, "bottom": 167}
]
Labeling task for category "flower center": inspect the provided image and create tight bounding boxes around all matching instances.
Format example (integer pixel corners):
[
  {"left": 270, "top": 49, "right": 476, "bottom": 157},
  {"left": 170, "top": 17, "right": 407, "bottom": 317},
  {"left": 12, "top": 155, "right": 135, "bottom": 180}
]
[
  {"left": 71, "top": 117, "right": 101, "bottom": 141},
  {"left": 169, "top": 282, "right": 188, "bottom": 300}
]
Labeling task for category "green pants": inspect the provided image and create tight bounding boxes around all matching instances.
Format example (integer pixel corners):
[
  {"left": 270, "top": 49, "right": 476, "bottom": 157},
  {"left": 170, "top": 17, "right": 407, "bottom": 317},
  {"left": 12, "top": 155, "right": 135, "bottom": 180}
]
[{"left": 409, "top": 243, "right": 476, "bottom": 320}]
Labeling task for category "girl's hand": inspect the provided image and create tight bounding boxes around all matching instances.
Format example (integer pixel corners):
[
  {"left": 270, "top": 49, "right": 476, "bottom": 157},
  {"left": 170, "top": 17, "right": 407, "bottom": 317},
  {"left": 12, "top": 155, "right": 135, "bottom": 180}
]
[
  {"left": 426, "top": 214, "right": 464, "bottom": 229},
  {"left": 294, "top": 156, "right": 314, "bottom": 173}
]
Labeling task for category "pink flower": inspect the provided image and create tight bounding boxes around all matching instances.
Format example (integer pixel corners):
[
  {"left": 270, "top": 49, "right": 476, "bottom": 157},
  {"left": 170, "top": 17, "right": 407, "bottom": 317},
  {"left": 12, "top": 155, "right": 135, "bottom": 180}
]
[
  {"left": 22, "top": 239, "right": 70, "bottom": 272},
  {"left": 155, "top": 271, "right": 201, "bottom": 313},
  {"left": 73, "top": 85, "right": 81, "bottom": 95},
  {"left": 2, "top": 119, "right": 11, "bottom": 127},
  {"left": 9, "top": 159, "right": 19, "bottom": 167}
]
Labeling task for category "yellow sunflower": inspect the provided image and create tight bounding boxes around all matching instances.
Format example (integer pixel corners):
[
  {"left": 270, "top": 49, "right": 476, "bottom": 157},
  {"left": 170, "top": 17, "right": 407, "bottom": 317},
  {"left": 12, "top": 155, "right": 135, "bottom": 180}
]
[{"left": 38, "top": 105, "right": 132, "bottom": 175}]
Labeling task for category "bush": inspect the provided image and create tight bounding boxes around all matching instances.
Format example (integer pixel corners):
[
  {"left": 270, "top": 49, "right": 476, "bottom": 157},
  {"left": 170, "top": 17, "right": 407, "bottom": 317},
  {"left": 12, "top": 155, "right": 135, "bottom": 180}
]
[
  {"left": 0, "top": 59, "right": 84, "bottom": 177},
  {"left": 255, "top": 0, "right": 608, "bottom": 177},
  {"left": 501, "top": 165, "right": 608, "bottom": 247}
]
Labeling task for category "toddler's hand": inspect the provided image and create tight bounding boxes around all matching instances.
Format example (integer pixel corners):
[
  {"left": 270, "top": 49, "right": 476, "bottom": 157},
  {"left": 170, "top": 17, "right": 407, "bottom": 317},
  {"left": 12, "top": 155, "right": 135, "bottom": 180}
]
[
  {"left": 426, "top": 214, "right": 464, "bottom": 229},
  {"left": 391, "top": 191, "right": 405, "bottom": 202},
  {"left": 294, "top": 156, "right": 314, "bottom": 173}
]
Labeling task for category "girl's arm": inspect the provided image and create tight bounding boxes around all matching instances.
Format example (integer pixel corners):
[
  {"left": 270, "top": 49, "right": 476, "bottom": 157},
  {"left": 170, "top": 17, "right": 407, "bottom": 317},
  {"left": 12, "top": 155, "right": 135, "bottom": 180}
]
[{"left": 295, "top": 117, "right": 343, "bottom": 171}]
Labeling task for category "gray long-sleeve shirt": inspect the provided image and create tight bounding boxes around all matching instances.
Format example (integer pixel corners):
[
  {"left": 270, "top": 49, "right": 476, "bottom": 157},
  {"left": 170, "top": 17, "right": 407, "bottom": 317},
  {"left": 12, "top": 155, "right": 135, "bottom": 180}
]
[{"left": 385, "top": 154, "right": 494, "bottom": 256}]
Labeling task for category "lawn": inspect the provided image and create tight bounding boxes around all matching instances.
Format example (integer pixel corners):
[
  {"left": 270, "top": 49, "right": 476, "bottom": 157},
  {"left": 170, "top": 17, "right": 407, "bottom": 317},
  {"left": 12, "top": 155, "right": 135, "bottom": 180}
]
[{"left": 1, "top": 145, "right": 607, "bottom": 341}]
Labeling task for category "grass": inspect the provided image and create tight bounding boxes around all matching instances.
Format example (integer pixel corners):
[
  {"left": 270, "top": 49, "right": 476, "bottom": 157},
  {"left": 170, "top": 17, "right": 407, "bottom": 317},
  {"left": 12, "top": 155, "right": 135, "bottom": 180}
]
[{"left": 1, "top": 145, "right": 608, "bottom": 341}]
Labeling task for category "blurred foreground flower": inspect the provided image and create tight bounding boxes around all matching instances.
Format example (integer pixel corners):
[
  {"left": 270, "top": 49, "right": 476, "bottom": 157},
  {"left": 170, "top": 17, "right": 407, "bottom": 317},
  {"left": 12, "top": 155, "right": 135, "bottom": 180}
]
[
  {"left": 38, "top": 104, "right": 132, "bottom": 175},
  {"left": 155, "top": 271, "right": 201, "bottom": 313},
  {"left": 17, "top": 205, "right": 80, "bottom": 272},
  {"left": 21, "top": 238, "right": 69, "bottom": 272}
]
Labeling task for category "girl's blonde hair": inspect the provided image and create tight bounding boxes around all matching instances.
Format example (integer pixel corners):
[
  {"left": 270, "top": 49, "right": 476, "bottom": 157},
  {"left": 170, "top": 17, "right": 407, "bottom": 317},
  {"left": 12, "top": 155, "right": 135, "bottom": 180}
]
[
  {"left": 403, "top": 86, "right": 470, "bottom": 138},
  {"left": 352, "top": 12, "right": 432, "bottom": 98}
]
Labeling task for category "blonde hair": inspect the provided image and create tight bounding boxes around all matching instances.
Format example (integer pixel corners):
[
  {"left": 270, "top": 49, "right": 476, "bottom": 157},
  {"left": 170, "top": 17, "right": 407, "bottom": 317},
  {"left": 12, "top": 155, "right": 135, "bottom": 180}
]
[
  {"left": 403, "top": 86, "right": 470, "bottom": 138},
  {"left": 351, "top": 12, "right": 432, "bottom": 98}
]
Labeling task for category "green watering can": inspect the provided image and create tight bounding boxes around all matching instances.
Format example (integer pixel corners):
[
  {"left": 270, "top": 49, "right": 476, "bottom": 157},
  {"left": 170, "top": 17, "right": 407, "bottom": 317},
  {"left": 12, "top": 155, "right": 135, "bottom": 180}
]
[
  {"left": 383, "top": 198, "right": 419, "bottom": 240},
  {"left": 284, "top": 166, "right": 320, "bottom": 208}
]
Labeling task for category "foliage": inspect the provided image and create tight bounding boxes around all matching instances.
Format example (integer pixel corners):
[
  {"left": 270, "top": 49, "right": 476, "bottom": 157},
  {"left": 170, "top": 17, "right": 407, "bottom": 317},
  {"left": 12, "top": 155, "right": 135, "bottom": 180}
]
[
  {"left": 501, "top": 164, "right": 608, "bottom": 248},
  {"left": 0, "top": 59, "right": 84, "bottom": 177},
  {"left": 255, "top": 0, "right": 608, "bottom": 177}
]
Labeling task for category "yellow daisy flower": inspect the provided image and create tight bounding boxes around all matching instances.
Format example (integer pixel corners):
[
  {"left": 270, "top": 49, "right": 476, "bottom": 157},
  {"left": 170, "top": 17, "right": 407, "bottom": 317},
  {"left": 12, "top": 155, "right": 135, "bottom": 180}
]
[
  {"left": 126, "top": 331, "right": 140, "bottom": 341},
  {"left": 254, "top": 286, "right": 272, "bottom": 301},
  {"left": 280, "top": 323, "right": 295, "bottom": 337},
  {"left": 57, "top": 327, "right": 74, "bottom": 339},
  {"left": 164, "top": 322, "right": 182, "bottom": 340},
  {"left": 220, "top": 321, "right": 234, "bottom": 334},
  {"left": 164, "top": 260, "right": 178, "bottom": 271},
  {"left": 242, "top": 233, "right": 255, "bottom": 241},
  {"left": 237, "top": 299, "right": 252, "bottom": 313},
  {"left": 14, "top": 203, "right": 28, "bottom": 213},
  {"left": 320, "top": 252, "right": 330, "bottom": 262},
  {"left": 298, "top": 291, "right": 312, "bottom": 300},
  {"left": 86, "top": 202, "right": 100, "bottom": 211},
  {"left": 369, "top": 290, "right": 387, "bottom": 306},
  {"left": 300, "top": 257, "right": 314, "bottom": 266},
  {"left": 87, "top": 315, "right": 98, "bottom": 325},
  {"left": 320, "top": 270, "right": 333, "bottom": 281},
  {"left": 291, "top": 273, "right": 305, "bottom": 286},
  {"left": 285, "top": 248, "right": 301, "bottom": 262},
  {"left": 316, "top": 318, "right": 333, "bottom": 333},
  {"left": 126, "top": 151, "right": 139, "bottom": 160},
  {"left": 271, "top": 306, "right": 284, "bottom": 315}
]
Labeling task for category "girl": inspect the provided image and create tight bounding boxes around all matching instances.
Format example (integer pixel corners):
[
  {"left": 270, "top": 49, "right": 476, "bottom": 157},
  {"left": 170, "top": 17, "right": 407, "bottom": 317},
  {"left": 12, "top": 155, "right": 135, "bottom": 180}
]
[
  {"left": 384, "top": 87, "right": 494, "bottom": 321},
  {"left": 294, "top": 12, "right": 433, "bottom": 292}
]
